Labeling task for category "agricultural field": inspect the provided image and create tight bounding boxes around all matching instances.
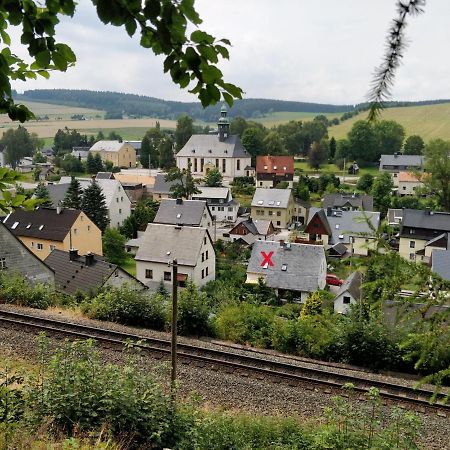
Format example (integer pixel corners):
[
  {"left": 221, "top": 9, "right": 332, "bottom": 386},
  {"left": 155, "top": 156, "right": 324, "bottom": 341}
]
[
  {"left": 253, "top": 111, "right": 343, "bottom": 127},
  {"left": 329, "top": 102, "right": 450, "bottom": 141}
]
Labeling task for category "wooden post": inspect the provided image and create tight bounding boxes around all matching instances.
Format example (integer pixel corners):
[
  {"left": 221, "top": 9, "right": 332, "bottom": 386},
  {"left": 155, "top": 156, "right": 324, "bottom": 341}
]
[{"left": 171, "top": 259, "right": 178, "bottom": 396}]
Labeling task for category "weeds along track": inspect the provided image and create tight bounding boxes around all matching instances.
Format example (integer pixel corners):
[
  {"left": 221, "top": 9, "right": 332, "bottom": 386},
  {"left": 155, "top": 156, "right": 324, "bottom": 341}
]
[{"left": 0, "top": 308, "right": 448, "bottom": 416}]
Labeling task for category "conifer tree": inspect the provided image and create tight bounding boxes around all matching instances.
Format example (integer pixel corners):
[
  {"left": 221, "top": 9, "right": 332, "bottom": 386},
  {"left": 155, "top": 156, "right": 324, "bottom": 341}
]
[
  {"left": 86, "top": 152, "right": 96, "bottom": 173},
  {"left": 93, "top": 153, "right": 104, "bottom": 172},
  {"left": 81, "top": 181, "right": 109, "bottom": 232},
  {"left": 62, "top": 176, "right": 83, "bottom": 210},
  {"left": 34, "top": 182, "right": 52, "bottom": 207}
]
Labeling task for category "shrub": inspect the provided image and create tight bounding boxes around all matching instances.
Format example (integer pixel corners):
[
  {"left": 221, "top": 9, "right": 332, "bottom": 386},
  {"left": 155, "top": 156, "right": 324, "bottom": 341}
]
[
  {"left": 177, "top": 282, "right": 211, "bottom": 336},
  {"left": 82, "top": 285, "right": 166, "bottom": 330}
]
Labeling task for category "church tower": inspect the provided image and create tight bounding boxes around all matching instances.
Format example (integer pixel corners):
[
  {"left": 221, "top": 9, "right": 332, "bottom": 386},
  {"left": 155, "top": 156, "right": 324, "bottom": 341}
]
[{"left": 218, "top": 104, "right": 230, "bottom": 142}]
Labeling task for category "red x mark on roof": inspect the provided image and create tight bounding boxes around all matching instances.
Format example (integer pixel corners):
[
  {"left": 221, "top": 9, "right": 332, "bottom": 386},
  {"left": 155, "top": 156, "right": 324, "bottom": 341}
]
[{"left": 261, "top": 251, "right": 274, "bottom": 267}]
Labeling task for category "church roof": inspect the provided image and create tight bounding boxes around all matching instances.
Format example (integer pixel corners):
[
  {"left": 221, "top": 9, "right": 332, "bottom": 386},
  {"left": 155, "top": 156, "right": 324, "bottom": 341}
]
[{"left": 176, "top": 134, "right": 249, "bottom": 158}]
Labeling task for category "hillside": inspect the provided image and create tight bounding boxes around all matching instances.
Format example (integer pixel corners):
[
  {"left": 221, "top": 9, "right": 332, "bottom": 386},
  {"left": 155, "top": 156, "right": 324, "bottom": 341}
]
[{"left": 329, "top": 102, "right": 450, "bottom": 141}]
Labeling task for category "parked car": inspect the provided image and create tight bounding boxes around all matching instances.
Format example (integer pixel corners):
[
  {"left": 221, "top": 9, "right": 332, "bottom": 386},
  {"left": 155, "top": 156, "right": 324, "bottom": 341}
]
[{"left": 326, "top": 273, "right": 344, "bottom": 286}]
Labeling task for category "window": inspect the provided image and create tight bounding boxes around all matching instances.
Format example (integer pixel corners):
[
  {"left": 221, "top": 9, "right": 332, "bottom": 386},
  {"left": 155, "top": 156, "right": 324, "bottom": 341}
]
[
  {"left": 37, "top": 243, "right": 43, "bottom": 250},
  {"left": 204, "top": 237, "right": 207, "bottom": 244},
  {"left": 218, "top": 206, "right": 224, "bottom": 211},
  {"left": 164, "top": 271, "right": 171, "bottom": 281},
  {"left": 409, "top": 241, "right": 415, "bottom": 248},
  {"left": 268, "top": 211, "right": 273, "bottom": 216},
  {"left": 222, "top": 158, "right": 226, "bottom": 173},
  {"left": 343, "top": 296, "right": 351, "bottom": 304},
  {"left": 409, "top": 253, "right": 416, "bottom": 261},
  {"left": 88, "top": 225, "right": 91, "bottom": 231},
  {"left": 206, "top": 250, "right": 209, "bottom": 260},
  {"left": 237, "top": 159, "right": 240, "bottom": 170},
  {"left": 281, "top": 264, "right": 287, "bottom": 271},
  {"left": 259, "top": 182, "right": 263, "bottom": 186},
  {"left": 119, "top": 209, "right": 122, "bottom": 214},
  {"left": 145, "top": 269, "right": 153, "bottom": 279},
  {"left": 201, "top": 252, "right": 204, "bottom": 262},
  {"left": 49, "top": 245, "right": 55, "bottom": 251},
  {"left": 277, "top": 211, "right": 281, "bottom": 216},
  {"left": 31, "top": 242, "right": 34, "bottom": 248},
  {"left": 80, "top": 215, "right": 83, "bottom": 221},
  {"left": 73, "top": 228, "right": 77, "bottom": 235},
  {"left": 194, "top": 158, "right": 198, "bottom": 172},
  {"left": 0, "top": 258, "right": 6, "bottom": 270},
  {"left": 121, "top": 196, "right": 123, "bottom": 201},
  {"left": 276, "top": 221, "right": 281, "bottom": 226},
  {"left": 228, "top": 207, "right": 233, "bottom": 212},
  {"left": 212, "top": 206, "right": 215, "bottom": 211},
  {"left": 201, "top": 269, "right": 205, "bottom": 279},
  {"left": 200, "top": 158, "right": 204, "bottom": 172},
  {"left": 205, "top": 267, "right": 209, "bottom": 276},
  {"left": 402, "top": 186, "right": 406, "bottom": 190},
  {"left": 409, "top": 229, "right": 415, "bottom": 234},
  {"left": 215, "top": 158, "right": 219, "bottom": 168},
  {"left": 228, "top": 216, "right": 233, "bottom": 220}
]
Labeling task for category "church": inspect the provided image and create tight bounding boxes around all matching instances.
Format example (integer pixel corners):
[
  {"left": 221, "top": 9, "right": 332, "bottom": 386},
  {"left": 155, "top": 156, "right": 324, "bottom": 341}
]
[{"left": 176, "top": 106, "right": 253, "bottom": 179}]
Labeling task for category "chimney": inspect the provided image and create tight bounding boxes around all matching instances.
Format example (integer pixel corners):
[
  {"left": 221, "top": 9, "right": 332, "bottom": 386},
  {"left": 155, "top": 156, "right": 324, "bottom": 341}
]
[
  {"left": 326, "top": 207, "right": 332, "bottom": 217},
  {"left": 248, "top": 217, "right": 253, "bottom": 223},
  {"left": 56, "top": 205, "right": 62, "bottom": 214},
  {"left": 279, "top": 239, "right": 285, "bottom": 247},
  {"left": 85, "top": 252, "right": 95, "bottom": 266},
  {"left": 69, "top": 248, "right": 78, "bottom": 261},
  {"left": 176, "top": 198, "right": 183, "bottom": 205},
  {"left": 425, "top": 207, "right": 431, "bottom": 215}
]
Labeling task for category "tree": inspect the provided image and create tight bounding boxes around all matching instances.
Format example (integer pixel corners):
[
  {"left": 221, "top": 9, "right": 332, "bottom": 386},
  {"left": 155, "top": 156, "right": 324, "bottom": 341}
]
[
  {"left": 102, "top": 228, "right": 126, "bottom": 265},
  {"left": 62, "top": 177, "right": 83, "bottom": 209},
  {"left": 356, "top": 173, "right": 374, "bottom": 193},
  {"left": 59, "top": 154, "right": 84, "bottom": 173},
  {"left": 86, "top": 153, "right": 96, "bottom": 173},
  {"left": 403, "top": 135, "right": 425, "bottom": 155},
  {"left": 423, "top": 139, "right": 450, "bottom": 211},
  {"left": 308, "top": 140, "right": 327, "bottom": 169},
  {"left": 32, "top": 152, "right": 47, "bottom": 164},
  {"left": 293, "top": 182, "right": 310, "bottom": 202},
  {"left": 140, "top": 126, "right": 163, "bottom": 168},
  {"left": 165, "top": 163, "right": 200, "bottom": 199},
  {"left": 371, "top": 172, "right": 394, "bottom": 217},
  {"left": 241, "top": 127, "right": 265, "bottom": 160},
  {"left": 53, "top": 127, "right": 87, "bottom": 155},
  {"left": 347, "top": 121, "right": 378, "bottom": 164},
  {"left": 81, "top": 181, "right": 109, "bottom": 232},
  {"left": 93, "top": 153, "right": 104, "bottom": 173},
  {"left": 263, "top": 131, "right": 285, "bottom": 155},
  {"left": 374, "top": 120, "right": 405, "bottom": 157},
  {"left": 34, "top": 182, "right": 52, "bottom": 207},
  {"left": 0, "top": 126, "right": 35, "bottom": 168},
  {"left": 329, "top": 137, "right": 337, "bottom": 160},
  {"left": 300, "top": 291, "right": 322, "bottom": 319},
  {"left": 174, "top": 115, "right": 194, "bottom": 151},
  {"left": 158, "top": 137, "right": 176, "bottom": 170},
  {"left": 276, "top": 120, "right": 303, "bottom": 155},
  {"left": 204, "top": 167, "right": 223, "bottom": 187},
  {"left": 0, "top": 1, "right": 242, "bottom": 122},
  {"left": 120, "top": 199, "right": 159, "bottom": 239},
  {"left": 230, "top": 116, "right": 249, "bottom": 136}
]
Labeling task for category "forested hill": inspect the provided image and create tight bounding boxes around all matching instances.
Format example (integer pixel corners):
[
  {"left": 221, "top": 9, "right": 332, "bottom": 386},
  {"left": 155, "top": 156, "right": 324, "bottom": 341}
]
[{"left": 15, "top": 89, "right": 353, "bottom": 121}]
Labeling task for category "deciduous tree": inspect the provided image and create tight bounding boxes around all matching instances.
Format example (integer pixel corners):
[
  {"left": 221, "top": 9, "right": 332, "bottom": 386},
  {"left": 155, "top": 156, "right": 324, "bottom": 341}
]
[
  {"left": 204, "top": 167, "right": 223, "bottom": 187},
  {"left": 0, "top": 126, "right": 35, "bottom": 168},
  {"left": 165, "top": 163, "right": 200, "bottom": 199},
  {"left": 371, "top": 172, "right": 394, "bottom": 217},
  {"left": 174, "top": 115, "right": 194, "bottom": 151},
  {"left": 102, "top": 228, "right": 126, "bottom": 265},
  {"left": 403, "top": 135, "right": 425, "bottom": 155}
]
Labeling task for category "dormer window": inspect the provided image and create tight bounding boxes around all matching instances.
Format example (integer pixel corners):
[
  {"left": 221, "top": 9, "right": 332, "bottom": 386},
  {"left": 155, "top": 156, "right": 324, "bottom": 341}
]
[
  {"left": 208, "top": 149, "right": 212, "bottom": 153},
  {"left": 39, "top": 225, "right": 44, "bottom": 230},
  {"left": 11, "top": 222, "right": 19, "bottom": 230},
  {"left": 281, "top": 264, "right": 287, "bottom": 271},
  {"left": 276, "top": 201, "right": 281, "bottom": 206},
  {"left": 257, "top": 200, "right": 263, "bottom": 205},
  {"left": 264, "top": 165, "right": 268, "bottom": 170},
  {"left": 191, "top": 149, "right": 195, "bottom": 153},
  {"left": 273, "top": 165, "right": 277, "bottom": 169},
  {"left": 26, "top": 223, "right": 31, "bottom": 229},
  {"left": 176, "top": 213, "right": 182, "bottom": 219}
]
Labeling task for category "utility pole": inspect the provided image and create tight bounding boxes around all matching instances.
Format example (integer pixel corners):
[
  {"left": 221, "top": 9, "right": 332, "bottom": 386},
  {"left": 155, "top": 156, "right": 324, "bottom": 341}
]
[{"left": 170, "top": 259, "right": 178, "bottom": 399}]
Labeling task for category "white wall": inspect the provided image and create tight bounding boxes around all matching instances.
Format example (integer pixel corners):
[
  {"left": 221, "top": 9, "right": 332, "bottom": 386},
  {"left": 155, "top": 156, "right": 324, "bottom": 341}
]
[
  {"left": 210, "top": 204, "right": 239, "bottom": 223},
  {"left": 334, "top": 292, "right": 356, "bottom": 314},
  {"left": 177, "top": 156, "right": 252, "bottom": 179},
  {"left": 106, "top": 183, "right": 132, "bottom": 228}
]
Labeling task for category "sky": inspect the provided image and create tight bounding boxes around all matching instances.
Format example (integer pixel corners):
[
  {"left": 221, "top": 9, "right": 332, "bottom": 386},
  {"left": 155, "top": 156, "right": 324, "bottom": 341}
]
[{"left": 9, "top": 0, "right": 450, "bottom": 105}]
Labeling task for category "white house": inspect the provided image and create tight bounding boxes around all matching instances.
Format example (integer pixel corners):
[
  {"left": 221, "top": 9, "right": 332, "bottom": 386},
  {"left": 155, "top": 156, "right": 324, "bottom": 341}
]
[
  {"left": 397, "top": 171, "right": 424, "bottom": 196},
  {"left": 176, "top": 105, "right": 252, "bottom": 179},
  {"left": 334, "top": 271, "right": 362, "bottom": 314},
  {"left": 135, "top": 223, "right": 215, "bottom": 290},
  {"left": 191, "top": 186, "right": 239, "bottom": 223},
  {"left": 245, "top": 240, "right": 326, "bottom": 302}
]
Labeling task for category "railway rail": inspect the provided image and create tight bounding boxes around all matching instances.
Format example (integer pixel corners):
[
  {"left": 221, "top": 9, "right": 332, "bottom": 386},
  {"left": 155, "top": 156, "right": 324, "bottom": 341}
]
[{"left": 0, "top": 308, "right": 448, "bottom": 414}]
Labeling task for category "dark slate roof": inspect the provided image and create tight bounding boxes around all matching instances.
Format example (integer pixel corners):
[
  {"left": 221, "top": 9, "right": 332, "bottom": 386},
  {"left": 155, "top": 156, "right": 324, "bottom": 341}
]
[
  {"left": 401, "top": 209, "right": 450, "bottom": 233},
  {"left": 322, "top": 193, "right": 373, "bottom": 211},
  {"left": 44, "top": 249, "right": 130, "bottom": 295},
  {"left": 379, "top": 154, "right": 424, "bottom": 167},
  {"left": 96, "top": 172, "right": 114, "bottom": 180},
  {"left": 335, "top": 271, "right": 362, "bottom": 300},
  {"left": 135, "top": 224, "right": 211, "bottom": 267},
  {"left": 46, "top": 183, "right": 70, "bottom": 207},
  {"left": 308, "top": 208, "right": 380, "bottom": 245},
  {"left": 3, "top": 208, "right": 80, "bottom": 241},
  {"left": 247, "top": 241, "right": 326, "bottom": 292},
  {"left": 295, "top": 198, "right": 311, "bottom": 209},
  {"left": 328, "top": 243, "right": 348, "bottom": 256},
  {"left": 153, "top": 173, "right": 184, "bottom": 195},
  {"left": 431, "top": 249, "right": 450, "bottom": 281},
  {"left": 154, "top": 199, "right": 209, "bottom": 226},
  {"left": 176, "top": 134, "right": 249, "bottom": 158},
  {"left": 426, "top": 233, "right": 449, "bottom": 248},
  {"left": 230, "top": 218, "right": 273, "bottom": 236}
]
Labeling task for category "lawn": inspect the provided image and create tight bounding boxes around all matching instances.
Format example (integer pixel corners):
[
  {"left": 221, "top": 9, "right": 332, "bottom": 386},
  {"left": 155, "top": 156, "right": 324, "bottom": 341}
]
[
  {"left": 294, "top": 161, "right": 379, "bottom": 177},
  {"left": 121, "top": 254, "right": 136, "bottom": 277},
  {"left": 234, "top": 194, "right": 253, "bottom": 207}
]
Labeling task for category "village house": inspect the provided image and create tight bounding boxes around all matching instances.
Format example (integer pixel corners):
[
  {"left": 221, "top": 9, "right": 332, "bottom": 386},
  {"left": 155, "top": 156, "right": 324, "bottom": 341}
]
[
  {"left": 399, "top": 209, "right": 450, "bottom": 262},
  {"left": 89, "top": 140, "right": 136, "bottom": 168},
  {"left": 292, "top": 198, "right": 310, "bottom": 225},
  {"left": 45, "top": 249, "right": 144, "bottom": 296},
  {"left": 387, "top": 208, "right": 404, "bottom": 226},
  {"left": 49, "top": 178, "right": 132, "bottom": 228},
  {"left": 152, "top": 173, "right": 182, "bottom": 201},
  {"left": 246, "top": 240, "right": 326, "bottom": 302},
  {"left": 397, "top": 171, "right": 424, "bottom": 196},
  {"left": 135, "top": 223, "right": 215, "bottom": 290},
  {"left": 305, "top": 208, "right": 381, "bottom": 256},
  {"left": 379, "top": 154, "right": 424, "bottom": 173},
  {"left": 255, "top": 155, "right": 294, "bottom": 188},
  {"left": 3, "top": 207, "right": 102, "bottom": 260},
  {"left": 334, "top": 271, "right": 362, "bottom": 315},
  {"left": 176, "top": 106, "right": 252, "bottom": 179},
  {"left": 251, "top": 188, "right": 295, "bottom": 229},
  {"left": 0, "top": 222, "right": 55, "bottom": 285},
  {"left": 229, "top": 218, "right": 275, "bottom": 246},
  {"left": 322, "top": 193, "right": 374, "bottom": 211},
  {"left": 71, "top": 147, "right": 90, "bottom": 161},
  {"left": 431, "top": 249, "right": 450, "bottom": 282},
  {"left": 191, "top": 186, "right": 239, "bottom": 223}
]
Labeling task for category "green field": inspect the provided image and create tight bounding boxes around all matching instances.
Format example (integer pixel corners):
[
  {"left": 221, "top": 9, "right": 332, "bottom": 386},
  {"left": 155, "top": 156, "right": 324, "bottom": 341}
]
[
  {"left": 12, "top": 100, "right": 105, "bottom": 120},
  {"left": 294, "top": 161, "right": 378, "bottom": 177},
  {"left": 253, "top": 111, "right": 343, "bottom": 127},
  {"left": 329, "top": 102, "right": 450, "bottom": 141}
]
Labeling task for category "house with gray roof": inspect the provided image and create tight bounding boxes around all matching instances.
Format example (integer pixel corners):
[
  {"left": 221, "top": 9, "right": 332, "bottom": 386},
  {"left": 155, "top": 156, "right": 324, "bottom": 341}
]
[
  {"left": 334, "top": 271, "right": 362, "bottom": 314},
  {"left": 229, "top": 218, "right": 275, "bottom": 246},
  {"left": 431, "top": 249, "right": 450, "bottom": 282},
  {"left": 246, "top": 240, "right": 326, "bottom": 302},
  {"left": 251, "top": 188, "right": 295, "bottom": 229},
  {"left": 135, "top": 223, "right": 215, "bottom": 290},
  {"left": 379, "top": 154, "right": 424, "bottom": 173},
  {"left": 152, "top": 173, "right": 185, "bottom": 202},
  {"left": 399, "top": 209, "right": 450, "bottom": 262},
  {"left": 176, "top": 106, "right": 252, "bottom": 179},
  {"left": 45, "top": 249, "right": 144, "bottom": 296},
  {"left": 322, "top": 193, "right": 373, "bottom": 212},
  {"left": 305, "top": 208, "right": 381, "bottom": 256},
  {"left": 192, "top": 186, "right": 240, "bottom": 223}
]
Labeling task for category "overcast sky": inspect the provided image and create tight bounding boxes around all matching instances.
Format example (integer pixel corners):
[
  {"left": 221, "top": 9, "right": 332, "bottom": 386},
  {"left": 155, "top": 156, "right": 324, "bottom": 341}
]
[{"left": 10, "top": 1, "right": 450, "bottom": 105}]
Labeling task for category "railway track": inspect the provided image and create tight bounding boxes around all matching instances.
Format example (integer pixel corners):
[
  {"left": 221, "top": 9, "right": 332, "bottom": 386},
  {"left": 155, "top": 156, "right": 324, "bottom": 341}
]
[{"left": 0, "top": 308, "right": 448, "bottom": 414}]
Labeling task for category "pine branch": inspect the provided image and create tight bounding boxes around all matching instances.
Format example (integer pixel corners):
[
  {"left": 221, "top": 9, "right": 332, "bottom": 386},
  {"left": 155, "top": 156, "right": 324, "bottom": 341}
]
[{"left": 368, "top": 0, "right": 426, "bottom": 122}]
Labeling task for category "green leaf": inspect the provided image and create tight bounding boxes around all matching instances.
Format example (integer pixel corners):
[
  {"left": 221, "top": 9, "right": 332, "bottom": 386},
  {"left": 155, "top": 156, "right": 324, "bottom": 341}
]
[
  {"left": 52, "top": 51, "right": 68, "bottom": 71},
  {"left": 222, "top": 91, "right": 234, "bottom": 107},
  {"left": 180, "top": 0, "right": 201, "bottom": 25},
  {"left": 125, "top": 18, "right": 137, "bottom": 37},
  {"left": 54, "top": 43, "right": 76, "bottom": 63},
  {"left": 199, "top": 89, "right": 211, "bottom": 107},
  {"left": 215, "top": 44, "right": 229, "bottom": 59},
  {"left": 223, "top": 82, "right": 243, "bottom": 99},
  {"left": 201, "top": 65, "right": 222, "bottom": 84},
  {"left": 35, "top": 50, "right": 51, "bottom": 68},
  {"left": 206, "top": 84, "right": 220, "bottom": 103},
  {"left": 191, "top": 30, "right": 214, "bottom": 44},
  {"left": 0, "top": 30, "right": 10, "bottom": 46},
  {"left": 37, "top": 70, "right": 50, "bottom": 79}
]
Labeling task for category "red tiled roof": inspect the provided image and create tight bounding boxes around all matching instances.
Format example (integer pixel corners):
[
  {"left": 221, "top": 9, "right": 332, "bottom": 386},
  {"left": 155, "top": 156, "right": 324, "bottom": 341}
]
[{"left": 256, "top": 156, "right": 294, "bottom": 175}]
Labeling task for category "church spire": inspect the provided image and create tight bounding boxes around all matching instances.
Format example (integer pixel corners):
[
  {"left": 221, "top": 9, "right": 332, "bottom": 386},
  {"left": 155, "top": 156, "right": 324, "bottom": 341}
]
[{"left": 218, "top": 104, "right": 230, "bottom": 142}]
